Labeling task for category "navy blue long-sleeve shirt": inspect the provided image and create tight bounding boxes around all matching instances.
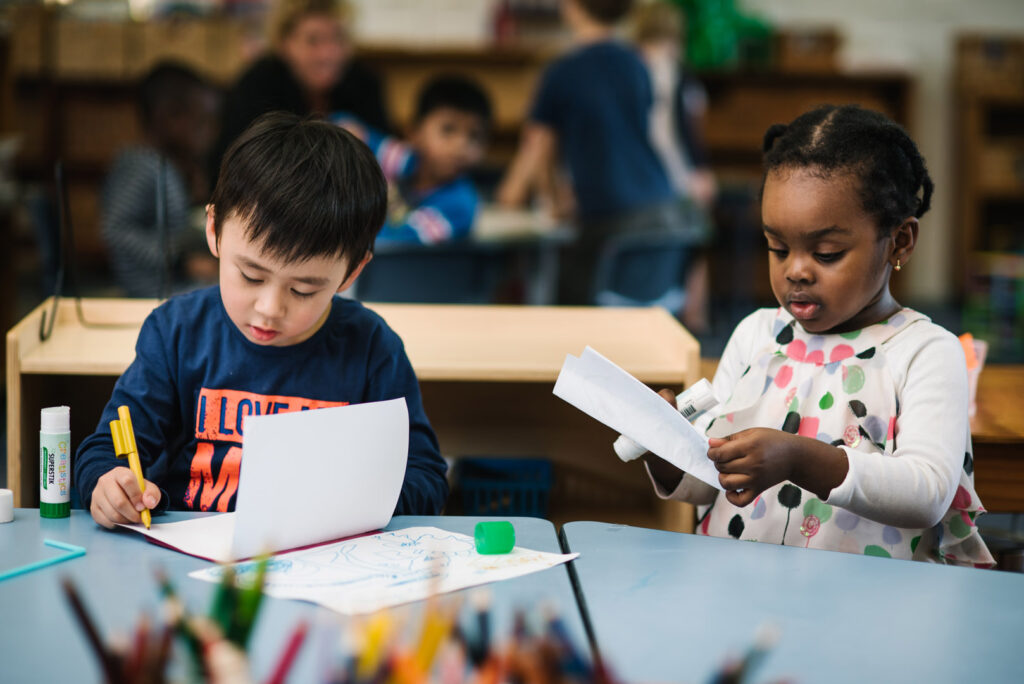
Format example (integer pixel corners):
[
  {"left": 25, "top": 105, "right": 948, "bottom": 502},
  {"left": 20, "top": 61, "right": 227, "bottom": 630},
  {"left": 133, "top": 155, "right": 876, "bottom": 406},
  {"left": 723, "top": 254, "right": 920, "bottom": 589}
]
[
  {"left": 75, "top": 287, "right": 448, "bottom": 516},
  {"left": 529, "top": 40, "right": 673, "bottom": 220}
]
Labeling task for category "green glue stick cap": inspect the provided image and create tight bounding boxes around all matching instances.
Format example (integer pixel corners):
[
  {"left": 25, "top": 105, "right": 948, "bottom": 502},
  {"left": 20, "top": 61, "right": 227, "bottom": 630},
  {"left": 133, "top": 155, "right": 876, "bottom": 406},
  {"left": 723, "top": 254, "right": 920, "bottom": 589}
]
[{"left": 474, "top": 521, "right": 515, "bottom": 555}]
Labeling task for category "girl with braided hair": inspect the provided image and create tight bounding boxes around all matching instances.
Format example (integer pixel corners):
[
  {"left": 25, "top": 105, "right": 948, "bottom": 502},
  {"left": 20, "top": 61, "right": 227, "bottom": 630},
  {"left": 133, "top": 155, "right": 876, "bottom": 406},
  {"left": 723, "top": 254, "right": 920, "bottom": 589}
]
[{"left": 643, "top": 105, "right": 993, "bottom": 566}]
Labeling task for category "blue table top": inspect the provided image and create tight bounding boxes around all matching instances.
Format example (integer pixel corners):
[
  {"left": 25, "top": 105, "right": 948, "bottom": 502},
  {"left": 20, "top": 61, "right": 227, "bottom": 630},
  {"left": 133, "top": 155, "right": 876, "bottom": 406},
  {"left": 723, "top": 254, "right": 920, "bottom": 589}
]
[
  {"left": 0, "top": 511, "right": 586, "bottom": 683},
  {"left": 562, "top": 521, "right": 1024, "bottom": 684}
]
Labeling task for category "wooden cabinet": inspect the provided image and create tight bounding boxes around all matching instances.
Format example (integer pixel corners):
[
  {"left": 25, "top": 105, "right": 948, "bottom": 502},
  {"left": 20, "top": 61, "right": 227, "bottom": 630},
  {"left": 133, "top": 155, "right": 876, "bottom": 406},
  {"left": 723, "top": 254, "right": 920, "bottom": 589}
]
[
  {"left": 955, "top": 35, "right": 1024, "bottom": 361},
  {"left": 7, "top": 7, "right": 259, "bottom": 264}
]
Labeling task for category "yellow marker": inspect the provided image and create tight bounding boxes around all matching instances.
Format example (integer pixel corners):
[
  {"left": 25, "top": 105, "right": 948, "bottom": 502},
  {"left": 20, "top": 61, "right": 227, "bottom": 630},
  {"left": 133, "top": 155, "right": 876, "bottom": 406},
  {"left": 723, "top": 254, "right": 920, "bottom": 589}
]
[
  {"left": 413, "top": 603, "right": 455, "bottom": 675},
  {"left": 110, "top": 405, "right": 151, "bottom": 529},
  {"left": 357, "top": 613, "right": 393, "bottom": 679}
]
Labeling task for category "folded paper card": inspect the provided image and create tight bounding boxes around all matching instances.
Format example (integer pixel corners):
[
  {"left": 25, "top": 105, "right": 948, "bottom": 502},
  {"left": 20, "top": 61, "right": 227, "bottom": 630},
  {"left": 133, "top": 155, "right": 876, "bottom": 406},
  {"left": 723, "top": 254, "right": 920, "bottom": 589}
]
[
  {"left": 553, "top": 346, "right": 722, "bottom": 489},
  {"left": 118, "top": 398, "right": 409, "bottom": 562}
]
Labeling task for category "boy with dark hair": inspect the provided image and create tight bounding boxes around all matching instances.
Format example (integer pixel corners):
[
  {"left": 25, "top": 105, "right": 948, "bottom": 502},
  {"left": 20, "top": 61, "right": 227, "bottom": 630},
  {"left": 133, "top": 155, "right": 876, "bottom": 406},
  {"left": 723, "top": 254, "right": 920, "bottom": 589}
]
[
  {"left": 77, "top": 112, "right": 449, "bottom": 528},
  {"left": 102, "top": 61, "right": 220, "bottom": 297},
  {"left": 498, "top": 0, "right": 684, "bottom": 305},
  {"left": 335, "top": 74, "right": 492, "bottom": 244}
]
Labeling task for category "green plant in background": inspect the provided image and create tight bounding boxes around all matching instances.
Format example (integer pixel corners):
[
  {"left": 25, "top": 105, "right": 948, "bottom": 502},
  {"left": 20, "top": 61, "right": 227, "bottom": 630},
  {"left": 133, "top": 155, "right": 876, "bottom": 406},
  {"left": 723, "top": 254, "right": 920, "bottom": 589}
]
[{"left": 671, "top": 0, "right": 774, "bottom": 70}]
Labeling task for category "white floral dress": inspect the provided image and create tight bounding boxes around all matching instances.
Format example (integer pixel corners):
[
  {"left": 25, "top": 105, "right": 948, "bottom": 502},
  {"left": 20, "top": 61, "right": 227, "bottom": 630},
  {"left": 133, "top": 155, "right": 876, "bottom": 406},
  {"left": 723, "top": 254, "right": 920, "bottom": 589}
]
[{"left": 697, "top": 308, "right": 993, "bottom": 566}]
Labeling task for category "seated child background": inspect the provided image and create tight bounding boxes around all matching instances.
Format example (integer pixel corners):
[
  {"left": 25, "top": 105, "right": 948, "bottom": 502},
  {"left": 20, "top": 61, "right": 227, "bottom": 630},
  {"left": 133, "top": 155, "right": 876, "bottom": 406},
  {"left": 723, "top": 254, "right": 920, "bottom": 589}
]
[
  {"left": 102, "top": 61, "right": 220, "bottom": 298},
  {"left": 497, "top": 0, "right": 684, "bottom": 305},
  {"left": 641, "top": 105, "right": 993, "bottom": 567},
  {"left": 334, "top": 74, "right": 492, "bottom": 245},
  {"left": 76, "top": 112, "right": 449, "bottom": 528}
]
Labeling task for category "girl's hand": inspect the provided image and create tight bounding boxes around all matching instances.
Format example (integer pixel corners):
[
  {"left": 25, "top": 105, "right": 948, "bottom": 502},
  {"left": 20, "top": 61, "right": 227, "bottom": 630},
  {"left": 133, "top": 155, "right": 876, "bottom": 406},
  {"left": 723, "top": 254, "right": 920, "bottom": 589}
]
[
  {"left": 708, "top": 429, "right": 849, "bottom": 507},
  {"left": 708, "top": 429, "right": 800, "bottom": 507}
]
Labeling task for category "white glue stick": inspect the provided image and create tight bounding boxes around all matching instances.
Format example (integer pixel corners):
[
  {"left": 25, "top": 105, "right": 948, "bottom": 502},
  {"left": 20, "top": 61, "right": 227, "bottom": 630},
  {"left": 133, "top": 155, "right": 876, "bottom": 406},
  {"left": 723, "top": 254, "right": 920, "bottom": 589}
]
[
  {"left": 613, "top": 378, "right": 719, "bottom": 462},
  {"left": 40, "top": 406, "right": 71, "bottom": 518}
]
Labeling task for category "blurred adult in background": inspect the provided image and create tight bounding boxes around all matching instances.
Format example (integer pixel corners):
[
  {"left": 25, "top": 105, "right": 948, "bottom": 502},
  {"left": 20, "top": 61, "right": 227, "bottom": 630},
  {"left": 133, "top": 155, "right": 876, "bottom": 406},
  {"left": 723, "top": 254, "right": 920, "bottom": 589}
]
[
  {"left": 632, "top": 0, "right": 717, "bottom": 333},
  {"left": 102, "top": 62, "right": 219, "bottom": 298},
  {"left": 209, "top": 0, "right": 389, "bottom": 181}
]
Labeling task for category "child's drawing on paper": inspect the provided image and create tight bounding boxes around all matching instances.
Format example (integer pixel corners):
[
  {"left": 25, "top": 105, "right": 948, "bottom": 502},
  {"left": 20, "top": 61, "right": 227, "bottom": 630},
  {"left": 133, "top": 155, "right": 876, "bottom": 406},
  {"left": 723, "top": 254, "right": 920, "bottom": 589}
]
[{"left": 192, "top": 527, "right": 577, "bottom": 614}]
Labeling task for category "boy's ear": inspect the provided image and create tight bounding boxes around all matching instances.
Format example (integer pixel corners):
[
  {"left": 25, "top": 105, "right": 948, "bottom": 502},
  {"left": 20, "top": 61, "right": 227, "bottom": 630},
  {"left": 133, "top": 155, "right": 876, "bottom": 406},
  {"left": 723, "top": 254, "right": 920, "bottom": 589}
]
[
  {"left": 337, "top": 252, "right": 373, "bottom": 294},
  {"left": 890, "top": 217, "right": 919, "bottom": 269},
  {"left": 205, "top": 205, "right": 219, "bottom": 258}
]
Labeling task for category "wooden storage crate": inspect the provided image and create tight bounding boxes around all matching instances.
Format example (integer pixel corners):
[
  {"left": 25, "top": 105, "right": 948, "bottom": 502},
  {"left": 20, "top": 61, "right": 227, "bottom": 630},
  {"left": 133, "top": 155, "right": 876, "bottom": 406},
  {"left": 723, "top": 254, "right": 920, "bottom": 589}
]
[
  {"left": 976, "top": 145, "right": 1024, "bottom": 195},
  {"left": 127, "top": 19, "right": 212, "bottom": 78},
  {"left": 776, "top": 28, "right": 839, "bottom": 74},
  {"left": 957, "top": 35, "right": 1024, "bottom": 96},
  {"left": 9, "top": 5, "right": 50, "bottom": 77},
  {"left": 204, "top": 18, "right": 254, "bottom": 84},
  {"left": 54, "top": 19, "right": 128, "bottom": 80}
]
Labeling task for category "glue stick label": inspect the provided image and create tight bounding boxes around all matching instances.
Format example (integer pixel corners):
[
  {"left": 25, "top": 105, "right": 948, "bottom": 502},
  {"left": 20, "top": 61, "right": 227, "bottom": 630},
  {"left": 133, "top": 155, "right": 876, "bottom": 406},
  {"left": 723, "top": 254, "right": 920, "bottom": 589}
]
[{"left": 40, "top": 433, "right": 70, "bottom": 504}]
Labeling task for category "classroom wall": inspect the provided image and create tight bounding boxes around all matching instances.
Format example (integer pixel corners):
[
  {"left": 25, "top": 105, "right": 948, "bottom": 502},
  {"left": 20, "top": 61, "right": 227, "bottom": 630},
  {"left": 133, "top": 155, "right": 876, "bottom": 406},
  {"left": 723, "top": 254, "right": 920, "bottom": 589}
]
[{"left": 742, "top": 0, "right": 1024, "bottom": 305}]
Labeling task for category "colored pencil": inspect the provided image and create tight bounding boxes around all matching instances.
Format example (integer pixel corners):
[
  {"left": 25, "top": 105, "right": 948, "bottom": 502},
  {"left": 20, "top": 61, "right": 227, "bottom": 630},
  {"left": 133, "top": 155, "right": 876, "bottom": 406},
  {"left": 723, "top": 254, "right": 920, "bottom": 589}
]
[{"left": 265, "top": 620, "right": 309, "bottom": 684}]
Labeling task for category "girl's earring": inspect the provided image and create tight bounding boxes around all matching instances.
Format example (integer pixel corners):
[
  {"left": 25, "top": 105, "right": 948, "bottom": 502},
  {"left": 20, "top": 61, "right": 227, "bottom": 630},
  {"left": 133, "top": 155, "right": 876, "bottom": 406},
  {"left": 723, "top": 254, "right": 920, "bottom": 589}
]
[{"left": 894, "top": 259, "right": 901, "bottom": 272}]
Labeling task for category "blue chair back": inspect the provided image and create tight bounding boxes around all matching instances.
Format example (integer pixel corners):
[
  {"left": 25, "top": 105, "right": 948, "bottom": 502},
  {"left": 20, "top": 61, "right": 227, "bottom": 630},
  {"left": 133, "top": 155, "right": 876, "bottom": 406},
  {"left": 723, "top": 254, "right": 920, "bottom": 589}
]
[
  {"left": 355, "top": 242, "right": 506, "bottom": 304},
  {"left": 591, "top": 230, "right": 694, "bottom": 309}
]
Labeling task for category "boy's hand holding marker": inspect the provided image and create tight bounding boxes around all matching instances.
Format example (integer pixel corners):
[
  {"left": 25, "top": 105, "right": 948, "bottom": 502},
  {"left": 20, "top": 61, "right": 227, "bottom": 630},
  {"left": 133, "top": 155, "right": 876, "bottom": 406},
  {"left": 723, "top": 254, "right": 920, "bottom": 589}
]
[
  {"left": 93, "top": 405, "right": 160, "bottom": 529},
  {"left": 90, "top": 468, "right": 162, "bottom": 530}
]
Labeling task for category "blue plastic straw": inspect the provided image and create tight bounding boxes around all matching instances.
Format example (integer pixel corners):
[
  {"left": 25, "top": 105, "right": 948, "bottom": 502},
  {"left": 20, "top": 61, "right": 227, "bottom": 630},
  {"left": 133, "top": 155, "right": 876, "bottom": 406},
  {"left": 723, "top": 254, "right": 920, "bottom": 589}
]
[{"left": 0, "top": 539, "right": 86, "bottom": 582}]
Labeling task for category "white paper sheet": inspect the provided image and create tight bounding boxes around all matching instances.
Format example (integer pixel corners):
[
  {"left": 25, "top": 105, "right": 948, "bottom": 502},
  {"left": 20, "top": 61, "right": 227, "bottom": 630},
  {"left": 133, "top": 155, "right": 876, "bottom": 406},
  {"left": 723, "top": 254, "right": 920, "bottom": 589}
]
[
  {"left": 119, "top": 399, "right": 410, "bottom": 562},
  {"left": 553, "top": 347, "right": 723, "bottom": 489},
  {"left": 190, "top": 526, "right": 578, "bottom": 615}
]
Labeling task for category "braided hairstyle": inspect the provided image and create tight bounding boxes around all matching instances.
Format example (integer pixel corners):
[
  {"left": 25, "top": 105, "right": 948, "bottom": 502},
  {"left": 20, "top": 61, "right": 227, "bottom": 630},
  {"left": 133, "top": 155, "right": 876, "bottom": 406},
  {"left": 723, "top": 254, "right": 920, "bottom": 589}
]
[{"left": 762, "top": 105, "right": 933, "bottom": 236}]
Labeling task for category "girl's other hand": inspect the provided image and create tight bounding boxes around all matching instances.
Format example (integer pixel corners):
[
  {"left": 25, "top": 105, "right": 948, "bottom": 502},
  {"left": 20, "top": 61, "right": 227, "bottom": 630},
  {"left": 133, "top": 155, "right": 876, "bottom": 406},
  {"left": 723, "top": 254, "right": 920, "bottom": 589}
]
[
  {"left": 708, "top": 428, "right": 801, "bottom": 507},
  {"left": 708, "top": 429, "right": 848, "bottom": 506}
]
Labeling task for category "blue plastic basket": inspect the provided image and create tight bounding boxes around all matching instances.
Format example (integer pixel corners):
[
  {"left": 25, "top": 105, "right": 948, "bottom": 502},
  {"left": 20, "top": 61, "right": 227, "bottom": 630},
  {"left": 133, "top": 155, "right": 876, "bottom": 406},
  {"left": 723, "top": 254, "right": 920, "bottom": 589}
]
[{"left": 455, "top": 458, "right": 553, "bottom": 518}]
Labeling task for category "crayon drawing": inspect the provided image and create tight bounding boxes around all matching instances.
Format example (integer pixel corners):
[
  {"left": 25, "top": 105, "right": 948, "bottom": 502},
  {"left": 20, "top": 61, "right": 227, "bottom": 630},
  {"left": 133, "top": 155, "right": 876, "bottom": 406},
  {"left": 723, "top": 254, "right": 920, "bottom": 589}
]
[{"left": 190, "top": 527, "right": 577, "bottom": 614}]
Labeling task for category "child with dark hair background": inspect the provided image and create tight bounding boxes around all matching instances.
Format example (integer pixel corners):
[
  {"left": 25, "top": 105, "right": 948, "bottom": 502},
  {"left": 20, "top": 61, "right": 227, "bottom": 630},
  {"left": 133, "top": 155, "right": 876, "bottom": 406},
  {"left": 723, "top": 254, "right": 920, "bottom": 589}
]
[
  {"left": 334, "top": 74, "right": 492, "bottom": 244},
  {"left": 641, "top": 105, "right": 993, "bottom": 566},
  {"left": 78, "top": 112, "right": 449, "bottom": 528},
  {"left": 101, "top": 61, "right": 220, "bottom": 298}
]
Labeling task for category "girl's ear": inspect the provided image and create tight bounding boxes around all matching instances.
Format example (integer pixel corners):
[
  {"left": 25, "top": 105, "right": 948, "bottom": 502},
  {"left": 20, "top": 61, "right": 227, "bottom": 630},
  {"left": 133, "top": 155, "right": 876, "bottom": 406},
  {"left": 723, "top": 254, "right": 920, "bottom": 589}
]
[
  {"left": 890, "top": 217, "right": 919, "bottom": 270},
  {"left": 205, "top": 205, "right": 219, "bottom": 258}
]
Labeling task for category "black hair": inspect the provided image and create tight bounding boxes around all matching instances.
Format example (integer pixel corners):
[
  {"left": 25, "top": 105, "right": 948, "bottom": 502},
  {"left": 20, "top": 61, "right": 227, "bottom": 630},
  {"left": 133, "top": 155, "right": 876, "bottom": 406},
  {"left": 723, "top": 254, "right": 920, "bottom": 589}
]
[
  {"left": 138, "top": 61, "right": 212, "bottom": 129},
  {"left": 414, "top": 75, "right": 493, "bottom": 132},
  {"left": 576, "top": 0, "right": 635, "bottom": 25},
  {"left": 210, "top": 112, "right": 386, "bottom": 277},
  {"left": 762, "top": 105, "right": 933, "bottom": 235}
]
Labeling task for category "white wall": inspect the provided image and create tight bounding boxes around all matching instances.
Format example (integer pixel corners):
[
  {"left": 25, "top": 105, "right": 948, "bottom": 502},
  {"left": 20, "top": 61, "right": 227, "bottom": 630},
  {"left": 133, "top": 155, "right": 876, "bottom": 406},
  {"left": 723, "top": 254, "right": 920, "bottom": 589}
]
[{"left": 742, "top": 0, "right": 1024, "bottom": 303}]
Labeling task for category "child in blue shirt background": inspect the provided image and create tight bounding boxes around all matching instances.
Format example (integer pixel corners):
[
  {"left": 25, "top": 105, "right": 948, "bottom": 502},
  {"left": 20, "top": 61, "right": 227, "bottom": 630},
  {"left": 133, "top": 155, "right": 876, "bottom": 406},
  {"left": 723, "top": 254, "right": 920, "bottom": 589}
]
[
  {"left": 335, "top": 75, "right": 492, "bottom": 245},
  {"left": 497, "top": 0, "right": 683, "bottom": 305},
  {"left": 76, "top": 112, "right": 449, "bottom": 528}
]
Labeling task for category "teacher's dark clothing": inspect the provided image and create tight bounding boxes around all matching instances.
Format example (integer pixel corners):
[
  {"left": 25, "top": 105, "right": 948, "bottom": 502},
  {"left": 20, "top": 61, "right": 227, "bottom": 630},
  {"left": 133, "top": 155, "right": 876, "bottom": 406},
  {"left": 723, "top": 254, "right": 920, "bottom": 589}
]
[{"left": 210, "top": 54, "right": 389, "bottom": 183}]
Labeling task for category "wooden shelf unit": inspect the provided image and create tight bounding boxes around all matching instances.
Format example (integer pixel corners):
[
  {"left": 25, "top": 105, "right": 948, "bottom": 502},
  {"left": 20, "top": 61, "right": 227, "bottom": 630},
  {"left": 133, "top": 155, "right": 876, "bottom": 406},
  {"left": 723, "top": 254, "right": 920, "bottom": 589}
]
[
  {"left": 955, "top": 35, "right": 1024, "bottom": 361},
  {"left": 8, "top": 9, "right": 911, "bottom": 304}
]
